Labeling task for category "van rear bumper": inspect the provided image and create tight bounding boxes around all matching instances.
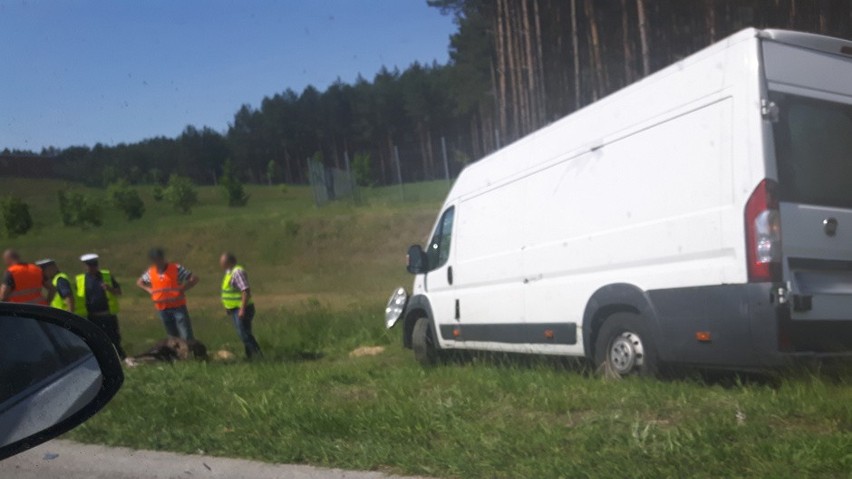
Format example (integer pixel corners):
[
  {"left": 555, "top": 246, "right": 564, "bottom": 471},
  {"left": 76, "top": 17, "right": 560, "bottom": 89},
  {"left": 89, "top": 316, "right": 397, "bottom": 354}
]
[{"left": 646, "top": 283, "right": 852, "bottom": 369}]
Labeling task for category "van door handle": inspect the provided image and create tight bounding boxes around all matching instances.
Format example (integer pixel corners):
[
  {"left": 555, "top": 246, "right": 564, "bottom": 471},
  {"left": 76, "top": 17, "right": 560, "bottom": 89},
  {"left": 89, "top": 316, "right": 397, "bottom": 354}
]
[{"left": 447, "top": 266, "right": 454, "bottom": 285}]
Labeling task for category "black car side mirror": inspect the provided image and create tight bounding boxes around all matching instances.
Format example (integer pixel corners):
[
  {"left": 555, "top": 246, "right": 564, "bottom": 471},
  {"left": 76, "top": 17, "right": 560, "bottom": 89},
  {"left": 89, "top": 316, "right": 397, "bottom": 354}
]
[
  {"left": 0, "top": 304, "right": 124, "bottom": 461},
  {"left": 406, "top": 244, "right": 427, "bottom": 274}
]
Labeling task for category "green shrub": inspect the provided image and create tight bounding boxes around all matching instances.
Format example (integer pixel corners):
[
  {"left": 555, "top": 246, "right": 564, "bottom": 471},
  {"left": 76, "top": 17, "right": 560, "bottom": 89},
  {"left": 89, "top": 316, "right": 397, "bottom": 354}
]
[
  {"left": 57, "top": 190, "right": 103, "bottom": 228},
  {"left": 148, "top": 168, "right": 164, "bottom": 185},
  {"left": 108, "top": 180, "right": 145, "bottom": 220},
  {"left": 352, "top": 152, "right": 373, "bottom": 187},
  {"left": 101, "top": 165, "right": 120, "bottom": 187},
  {"left": 220, "top": 159, "right": 249, "bottom": 207},
  {"left": 164, "top": 175, "right": 198, "bottom": 214},
  {"left": 152, "top": 185, "right": 164, "bottom": 202},
  {"left": 284, "top": 219, "right": 301, "bottom": 237},
  {"left": 0, "top": 196, "right": 33, "bottom": 237}
]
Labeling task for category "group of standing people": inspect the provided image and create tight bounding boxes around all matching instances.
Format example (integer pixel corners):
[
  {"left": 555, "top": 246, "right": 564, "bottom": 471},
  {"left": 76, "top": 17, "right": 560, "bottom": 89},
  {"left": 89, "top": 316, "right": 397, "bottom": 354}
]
[{"left": 1, "top": 248, "right": 263, "bottom": 360}]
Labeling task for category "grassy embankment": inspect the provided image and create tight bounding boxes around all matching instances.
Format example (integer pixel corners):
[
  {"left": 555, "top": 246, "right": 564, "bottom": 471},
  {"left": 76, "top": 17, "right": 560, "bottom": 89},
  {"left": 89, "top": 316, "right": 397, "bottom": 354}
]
[{"left": 1, "top": 178, "right": 850, "bottom": 478}]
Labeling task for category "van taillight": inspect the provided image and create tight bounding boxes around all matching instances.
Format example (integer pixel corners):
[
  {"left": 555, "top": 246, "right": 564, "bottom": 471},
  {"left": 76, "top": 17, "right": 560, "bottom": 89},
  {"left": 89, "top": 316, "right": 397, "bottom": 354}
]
[{"left": 745, "top": 179, "right": 782, "bottom": 282}]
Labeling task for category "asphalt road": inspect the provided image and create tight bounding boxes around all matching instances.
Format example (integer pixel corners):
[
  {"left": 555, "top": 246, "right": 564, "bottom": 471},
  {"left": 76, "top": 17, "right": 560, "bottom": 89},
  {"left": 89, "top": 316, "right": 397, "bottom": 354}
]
[{"left": 0, "top": 440, "right": 424, "bottom": 479}]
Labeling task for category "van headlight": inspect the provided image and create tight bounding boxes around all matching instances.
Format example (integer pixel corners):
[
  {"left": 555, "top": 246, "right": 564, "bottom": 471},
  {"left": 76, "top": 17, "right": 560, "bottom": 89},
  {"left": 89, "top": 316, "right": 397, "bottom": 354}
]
[{"left": 385, "top": 287, "right": 408, "bottom": 329}]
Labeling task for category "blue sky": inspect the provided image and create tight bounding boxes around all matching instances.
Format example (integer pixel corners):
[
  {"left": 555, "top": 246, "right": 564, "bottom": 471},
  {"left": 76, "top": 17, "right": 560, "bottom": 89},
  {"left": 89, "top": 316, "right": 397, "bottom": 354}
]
[{"left": 0, "top": 0, "right": 456, "bottom": 150}]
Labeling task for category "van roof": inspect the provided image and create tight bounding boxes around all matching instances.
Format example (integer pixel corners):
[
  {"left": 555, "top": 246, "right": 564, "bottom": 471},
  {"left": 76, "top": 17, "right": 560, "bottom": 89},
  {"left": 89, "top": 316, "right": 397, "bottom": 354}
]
[
  {"left": 759, "top": 29, "right": 852, "bottom": 56},
  {"left": 446, "top": 28, "right": 851, "bottom": 205}
]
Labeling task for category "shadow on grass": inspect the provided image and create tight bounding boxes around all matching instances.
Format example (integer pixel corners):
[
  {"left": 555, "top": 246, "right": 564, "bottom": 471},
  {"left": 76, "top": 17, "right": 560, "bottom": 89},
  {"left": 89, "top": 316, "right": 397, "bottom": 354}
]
[
  {"left": 277, "top": 351, "right": 326, "bottom": 362},
  {"left": 439, "top": 349, "right": 593, "bottom": 375},
  {"left": 683, "top": 359, "right": 852, "bottom": 388},
  {"left": 436, "top": 349, "right": 850, "bottom": 389}
]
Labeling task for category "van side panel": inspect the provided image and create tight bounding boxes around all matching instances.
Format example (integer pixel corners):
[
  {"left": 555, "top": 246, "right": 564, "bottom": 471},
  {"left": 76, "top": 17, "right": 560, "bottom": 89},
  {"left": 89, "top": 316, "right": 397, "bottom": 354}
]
[
  {"left": 523, "top": 98, "right": 736, "bottom": 355},
  {"left": 425, "top": 32, "right": 771, "bottom": 359},
  {"left": 452, "top": 174, "right": 526, "bottom": 342}
]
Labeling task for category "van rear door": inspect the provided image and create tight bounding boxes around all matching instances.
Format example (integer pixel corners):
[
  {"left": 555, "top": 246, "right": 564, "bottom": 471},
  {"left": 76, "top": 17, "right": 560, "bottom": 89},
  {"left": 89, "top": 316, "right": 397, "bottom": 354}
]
[{"left": 771, "top": 92, "right": 852, "bottom": 321}]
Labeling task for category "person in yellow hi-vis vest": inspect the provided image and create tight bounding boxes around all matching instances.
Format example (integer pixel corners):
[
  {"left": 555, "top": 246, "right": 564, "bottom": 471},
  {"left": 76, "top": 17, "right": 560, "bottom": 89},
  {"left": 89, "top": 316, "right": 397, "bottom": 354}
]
[
  {"left": 220, "top": 252, "right": 262, "bottom": 359},
  {"left": 77, "top": 253, "right": 125, "bottom": 359},
  {"left": 36, "top": 258, "right": 76, "bottom": 312}
]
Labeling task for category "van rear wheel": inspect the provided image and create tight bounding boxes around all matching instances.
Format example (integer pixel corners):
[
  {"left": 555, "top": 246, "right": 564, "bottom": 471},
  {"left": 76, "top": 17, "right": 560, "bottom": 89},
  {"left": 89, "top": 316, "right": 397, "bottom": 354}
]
[
  {"left": 594, "top": 313, "right": 659, "bottom": 378},
  {"left": 412, "top": 316, "right": 440, "bottom": 366}
]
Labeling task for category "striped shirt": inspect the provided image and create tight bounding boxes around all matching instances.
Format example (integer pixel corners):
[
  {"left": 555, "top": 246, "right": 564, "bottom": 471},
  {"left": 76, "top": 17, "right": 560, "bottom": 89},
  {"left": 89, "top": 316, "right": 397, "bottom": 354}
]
[
  {"left": 229, "top": 268, "right": 250, "bottom": 292},
  {"left": 139, "top": 264, "right": 193, "bottom": 285}
]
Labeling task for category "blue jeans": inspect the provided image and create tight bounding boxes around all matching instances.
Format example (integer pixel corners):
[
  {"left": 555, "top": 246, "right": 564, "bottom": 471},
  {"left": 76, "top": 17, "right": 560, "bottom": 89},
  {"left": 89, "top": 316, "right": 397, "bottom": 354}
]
[
  {"left": 228, "top": 304, "right": 262, "bottom": 358},
  {"left": 159, "top": 305, "right": 194, "bottom": 341}
]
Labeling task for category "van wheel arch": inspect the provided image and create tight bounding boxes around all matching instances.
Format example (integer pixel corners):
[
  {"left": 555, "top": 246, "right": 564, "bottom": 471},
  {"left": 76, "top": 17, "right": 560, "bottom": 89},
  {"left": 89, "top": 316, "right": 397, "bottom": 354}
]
[
  {"left": 402, "top": 295, "right": 434, "bottom": 349},
  {"left": 583, "top": 283, "right": 661, "bottom": 360}
]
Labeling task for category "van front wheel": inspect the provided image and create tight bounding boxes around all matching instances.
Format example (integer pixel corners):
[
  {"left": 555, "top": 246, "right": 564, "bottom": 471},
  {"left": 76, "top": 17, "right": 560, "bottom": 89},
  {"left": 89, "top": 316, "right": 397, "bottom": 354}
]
[
  {"left": 412, "top": 316, "right": 440, "bottom": 366},
  {"left": 594, "top": 313, "right": 659, "bottom": 378}
]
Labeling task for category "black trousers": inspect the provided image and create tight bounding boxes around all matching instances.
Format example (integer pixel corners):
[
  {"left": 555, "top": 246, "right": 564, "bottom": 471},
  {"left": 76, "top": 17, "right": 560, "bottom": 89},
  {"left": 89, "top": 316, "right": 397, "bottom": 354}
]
[{"left": 89, "top": 314, "right": 126, "bottom": 359}]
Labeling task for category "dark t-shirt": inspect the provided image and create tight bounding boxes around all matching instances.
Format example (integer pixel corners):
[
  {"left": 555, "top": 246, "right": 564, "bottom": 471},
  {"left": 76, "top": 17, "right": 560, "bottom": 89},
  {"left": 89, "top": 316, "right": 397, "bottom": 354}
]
[
  {"left": 83, "top": 271, "right": 120, "bottom": 314},
  {"left": 55, "top": 276, "right": 73, "bottom": 299},
  {"left": 2, "top": 270, "right": 14, "bottom": 289}
]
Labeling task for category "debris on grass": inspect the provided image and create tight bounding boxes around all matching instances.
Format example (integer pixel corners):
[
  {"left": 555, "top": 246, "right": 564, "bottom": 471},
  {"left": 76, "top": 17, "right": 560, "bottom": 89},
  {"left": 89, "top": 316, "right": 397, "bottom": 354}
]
[
  {"left": 214, "top": 350, "right": 237, "bottom": 361},
  {"left": 349, "top": 345, "right": 385, "bottom": 358}
]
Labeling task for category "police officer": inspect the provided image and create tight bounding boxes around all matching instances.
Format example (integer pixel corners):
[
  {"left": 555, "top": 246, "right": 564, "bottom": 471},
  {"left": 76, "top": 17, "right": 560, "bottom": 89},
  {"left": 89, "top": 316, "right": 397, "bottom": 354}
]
[
  {"left": 77, "top": 253, "right": 126, "bottom": 359},
  {"left": 1, "top": 249, "right": 48, "bottom": 305},
  {"left": 36, "top": 258, "right": 76, "bottom": 312}
]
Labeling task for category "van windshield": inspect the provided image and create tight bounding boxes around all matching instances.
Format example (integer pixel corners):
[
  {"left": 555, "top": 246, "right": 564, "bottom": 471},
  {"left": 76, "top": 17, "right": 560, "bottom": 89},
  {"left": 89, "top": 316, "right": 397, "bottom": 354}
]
[{"left": 773, "top": 93, "right": 852, "bottom": 208}]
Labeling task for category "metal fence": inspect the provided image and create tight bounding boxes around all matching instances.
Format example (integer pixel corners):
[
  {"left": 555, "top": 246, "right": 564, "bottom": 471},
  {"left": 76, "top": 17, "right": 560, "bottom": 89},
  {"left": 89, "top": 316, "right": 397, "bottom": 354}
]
[
  {"left": 307, "top": 132, "right": 496, "bottom": 207},
  {"left": 307, "top": 158, "right": 358, "bottom": 207}
]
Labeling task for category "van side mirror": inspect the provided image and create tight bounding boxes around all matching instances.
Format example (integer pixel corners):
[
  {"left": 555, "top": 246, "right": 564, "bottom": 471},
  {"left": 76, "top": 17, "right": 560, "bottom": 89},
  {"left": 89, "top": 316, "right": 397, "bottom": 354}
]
[
  {"left": 406, "top": 244, "right": 427, "bottom": 274},
  {"left": 0, "top": 304, "right": 124, "bottom": 460}
]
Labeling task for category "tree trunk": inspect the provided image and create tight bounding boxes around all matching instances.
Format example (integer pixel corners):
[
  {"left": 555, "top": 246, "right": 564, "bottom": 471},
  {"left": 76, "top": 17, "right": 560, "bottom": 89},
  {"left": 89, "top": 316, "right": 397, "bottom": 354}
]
[
  {"left": 553, "top": 0, "right": 568, "bottom": 115},
  {"left": 426, "top": 127, "right": 435, "bottom": 179},
  {"left": 621, "top": 0, "right": 634, "bottom": 84},
  {"left": 490, "top": 57, "right": 499, "bottom": 143},
  {"left": 385, "top": 133, "right": 394, "bottom": 185},
  {"left": 470, "top": 111, "right": 480, "bottom": 159},
  {"left": 514, "top": 5, "right": 531, "bottom": 134},
  {"left": 418, "top": 123, "right": 429, "bottom": 180},
  {"left": 584, "top": 0, "right": 605, "bottom": 99},
  {"left": 521, "top": 0, "right": 537, "bottom": 130},
  {"left": 504, "top": 0, "right": 521, "bottom": 139},
  {"left": 331, "top": 136, "right": 340, "bottom": 169},
  {"left": 283, "top": 148, "right": 293, "bottom": 183},
  {"left": 789, "top": 0, "right": 797, "bottom": 28},
  {"left": 570, "top": 0, "right": 581, "bottom": 110},
  {"left": 494, "top": 0, "right": 508, "bottom": 140},
  {"left": 532, "top": 0, "right": 546, "bottom": 125},
  {"left": 637, "top": 0, "right": 651, "bottom": 76},
  {"left": 705, "top": 0, "right": 717, "bottom": 42}
]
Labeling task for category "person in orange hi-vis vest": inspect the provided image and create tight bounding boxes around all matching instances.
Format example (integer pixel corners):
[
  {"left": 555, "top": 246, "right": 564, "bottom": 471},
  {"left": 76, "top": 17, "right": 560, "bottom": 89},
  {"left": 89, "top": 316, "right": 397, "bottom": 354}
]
[
  {"left": 1, "top": 249, "right": 49, "bottom": 305},
  {"left": 136, "top": 247, "right": 199, "bottom": 340}
]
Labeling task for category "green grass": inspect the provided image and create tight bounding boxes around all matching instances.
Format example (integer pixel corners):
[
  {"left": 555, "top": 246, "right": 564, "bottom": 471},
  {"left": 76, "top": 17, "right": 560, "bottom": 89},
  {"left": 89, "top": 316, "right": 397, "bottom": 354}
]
[
  {"left": 3, "top": 177, "right": 851, "bottom": 478},
  {"left": 0, "top": 178, "right": 446, "bottom": 308},
  {"left": 69, "top": 311, "right": 852, "bottom": 478}
]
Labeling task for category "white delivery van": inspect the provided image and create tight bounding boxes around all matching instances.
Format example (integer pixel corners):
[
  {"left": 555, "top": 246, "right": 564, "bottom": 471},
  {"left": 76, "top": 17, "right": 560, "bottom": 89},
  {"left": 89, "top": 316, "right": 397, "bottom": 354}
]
[{"left": 385, "top": 28, "right": 852, "bottom": 376}]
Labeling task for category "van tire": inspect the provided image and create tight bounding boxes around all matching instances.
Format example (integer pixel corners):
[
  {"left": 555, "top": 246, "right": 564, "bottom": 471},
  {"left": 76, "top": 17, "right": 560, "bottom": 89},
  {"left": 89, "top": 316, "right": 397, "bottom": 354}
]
[
  {"left": 412, "top": 316, "right": 440, "bottom": 366},
  {"left": 594, "top": 313, "right": 659, "bottom": 378}
]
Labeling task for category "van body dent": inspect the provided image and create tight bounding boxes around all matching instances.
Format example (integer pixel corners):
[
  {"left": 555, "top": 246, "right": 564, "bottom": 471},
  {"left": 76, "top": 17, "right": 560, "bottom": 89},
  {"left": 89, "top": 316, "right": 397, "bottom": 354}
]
[{"left": 391, "top": 28, "right": 852, "bottom": 374}]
